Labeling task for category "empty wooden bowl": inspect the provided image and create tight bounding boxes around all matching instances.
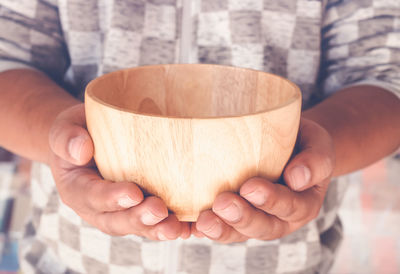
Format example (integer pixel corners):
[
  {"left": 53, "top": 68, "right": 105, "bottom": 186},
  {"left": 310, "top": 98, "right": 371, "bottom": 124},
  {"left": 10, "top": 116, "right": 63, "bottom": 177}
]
[{"left": 84, "top": 64, "right": 301, "bottom": 221}]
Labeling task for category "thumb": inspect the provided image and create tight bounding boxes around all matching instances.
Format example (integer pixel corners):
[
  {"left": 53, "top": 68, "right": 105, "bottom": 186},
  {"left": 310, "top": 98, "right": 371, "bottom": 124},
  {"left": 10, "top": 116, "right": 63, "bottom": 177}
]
[
  {"left": 49, "top": 104, "right": 94, "bottom": 166},
  {"left": 283, "top": 118, "right": 335, "bottom": 192}
]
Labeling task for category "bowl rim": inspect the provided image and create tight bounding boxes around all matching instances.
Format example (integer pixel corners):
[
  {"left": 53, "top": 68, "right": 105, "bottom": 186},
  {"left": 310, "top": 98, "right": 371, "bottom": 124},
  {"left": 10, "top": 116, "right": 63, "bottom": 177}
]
[{"left": 85, "top": 64, "right": 302, "bottom": 120}]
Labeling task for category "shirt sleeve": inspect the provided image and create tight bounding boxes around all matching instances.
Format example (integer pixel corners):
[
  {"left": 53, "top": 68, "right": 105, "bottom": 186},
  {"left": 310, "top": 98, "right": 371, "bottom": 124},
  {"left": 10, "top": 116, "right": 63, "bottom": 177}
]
[
  {"left": 0, "top": 0, "right": 69, "bottom": 82},
  {"left": 320, "top": 0, "right": 400, "bottom": 99}
]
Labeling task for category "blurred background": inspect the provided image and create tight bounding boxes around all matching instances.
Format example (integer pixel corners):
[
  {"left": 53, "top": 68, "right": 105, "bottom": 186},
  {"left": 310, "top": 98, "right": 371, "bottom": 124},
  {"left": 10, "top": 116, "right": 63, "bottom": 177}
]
[{"left": 0, "top": 146, "right": 399, "bottom": 274}]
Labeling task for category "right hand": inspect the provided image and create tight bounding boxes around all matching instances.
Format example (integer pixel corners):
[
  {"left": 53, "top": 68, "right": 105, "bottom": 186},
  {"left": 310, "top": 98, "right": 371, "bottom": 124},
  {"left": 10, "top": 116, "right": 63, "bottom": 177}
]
[{"left": 48, "top": 104, "right": 190, "bottom": 240}]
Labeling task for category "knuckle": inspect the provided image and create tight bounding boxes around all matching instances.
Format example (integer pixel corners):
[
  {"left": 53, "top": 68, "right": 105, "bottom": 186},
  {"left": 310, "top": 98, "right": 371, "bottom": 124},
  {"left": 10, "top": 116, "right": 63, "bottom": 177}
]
[
  {"left": 50, "top": 122, "right": 71, "bottom": 152},
  {"left": 292, "top": 198, "right": 311, "bottom": 222},
  {"left": 215, "top": 230, "right": 234, "bottom": 243},
  {"left": 264, "top": 193, "right": 279, "bottom": 211},
  {"left": 49, "top": 128, "right": 64, "bottom": 155},
  {"left": 281, "top": 198, "right": 296, "bottom": 219},
  {"left": 127, "top": 209, "right": 143, "bottom": 228},
  {"left": 310, "top": 151, "right": 334, "bottom": 183},
  {"left": 259, "top": 228, "right": 277, "bottom": 241},
  {"left": 234, "top": 211, "right": 255, "bottom": 230},
  {"left": 98, "top": 215, "right": 125, "bottom": 236},
  {"left": 101, "top": 224, "right": 119, "bottom": 236},
  {"left": 253, "top": 227, "right": 271, "bottom": 240},
  {"left": 57, "top": 183, "right": 76, "bottom": 209},
  {"left": 270, "top": 222, "right": 286, "bottom": 240},
  {"left": 84, "top": 181, "right": 102, "bottom": 210},
  {"left": 320, "top": 155, "right": 334, "bottom": 179}
]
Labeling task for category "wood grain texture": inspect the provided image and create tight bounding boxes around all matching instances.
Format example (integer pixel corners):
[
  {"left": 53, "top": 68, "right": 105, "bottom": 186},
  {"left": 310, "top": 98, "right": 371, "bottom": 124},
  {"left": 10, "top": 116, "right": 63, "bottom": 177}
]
[{"left": 85, "top": 64, "right": 301, "bottom": 221}]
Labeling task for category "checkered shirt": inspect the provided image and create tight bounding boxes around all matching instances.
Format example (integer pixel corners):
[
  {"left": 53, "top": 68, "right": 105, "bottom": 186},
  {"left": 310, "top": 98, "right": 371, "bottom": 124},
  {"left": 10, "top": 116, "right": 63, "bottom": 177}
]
[{"left": 0, "top": 0, "right": 399, "bottom": 273}]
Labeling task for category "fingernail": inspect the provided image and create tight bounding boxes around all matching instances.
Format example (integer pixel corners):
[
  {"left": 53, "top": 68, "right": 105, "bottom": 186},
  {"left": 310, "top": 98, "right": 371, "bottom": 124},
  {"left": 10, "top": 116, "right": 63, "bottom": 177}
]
[
  {"left": 157, "top": 231, "right": 168, "bottom": 241},
  {"left": 290, "top": 165, "right": 311, "bottom": 190},
  {"left": 243, "top": 190, "right": 266, "bottom": 206},
  {"left": 117, "top": 195, "right": 137, "bottom": 208},
  {"left": 68, "top": 136, "right": 86, "bottom": 161},
  {"left": 141, "top": 211, "right": 163, "bottom": 226},
  {"left": 202, "top": 221, "right": 222, "bottom": 239},
  {"left": 214, "top": 203, "right": 241, "bottom": 222}
]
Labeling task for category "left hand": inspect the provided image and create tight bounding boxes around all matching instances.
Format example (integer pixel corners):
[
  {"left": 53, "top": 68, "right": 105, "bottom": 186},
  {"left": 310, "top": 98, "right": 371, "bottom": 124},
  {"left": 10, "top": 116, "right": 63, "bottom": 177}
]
[{"left": 192, "top": 118, "right": 335, "bottom": 243}]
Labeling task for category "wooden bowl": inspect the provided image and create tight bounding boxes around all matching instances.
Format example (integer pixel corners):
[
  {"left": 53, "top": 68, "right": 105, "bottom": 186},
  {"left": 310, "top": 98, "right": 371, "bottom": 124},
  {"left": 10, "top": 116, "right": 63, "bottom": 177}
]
[{"left": 85, "top": 64, "right": 301, "bottom": 221}]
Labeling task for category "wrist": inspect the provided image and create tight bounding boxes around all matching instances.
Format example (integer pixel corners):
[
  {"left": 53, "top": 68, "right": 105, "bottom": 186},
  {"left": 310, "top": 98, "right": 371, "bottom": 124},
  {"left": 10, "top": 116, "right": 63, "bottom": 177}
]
[
  {"left": 0, "top": 69, "right": 81, "bottom": 163},
  {"left": 302, "top": 85, "right": 400, "bottom": 176}
]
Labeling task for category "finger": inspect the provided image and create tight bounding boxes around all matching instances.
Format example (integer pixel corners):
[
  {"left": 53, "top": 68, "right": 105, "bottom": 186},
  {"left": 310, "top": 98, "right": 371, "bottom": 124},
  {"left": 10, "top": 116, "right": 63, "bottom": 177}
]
[
  {"left": 53, "top": 165, "right": 144, "bottom": 214},
  {"left": 240, "top": 177, "right": 325, "bottom": 223},
  {"left": 191, "top": 223, "right": 206, "bottom": 238},
  {"left": 284, "top": 119, "right": 335, "bottom": 191},
  {"left": 211, "top": 193, "right": 291, "bottom": 241},
  {"left": 180, "top": 222, "right": 192, "bottom": 239},
  {"left": 49, "top": 104, "right": 94, "bottom": 166},
  {"left": 156, "top": 215, "right": 190, "bottom": 241},
  {"left": 93, "top": 196, "right": 169, "bottom": 237},
  {"left": 196, "top": 210, "right": 223, "bottom": 239},
  {"left": 196, "top": 210, "right": 248, "bottom": 243}
]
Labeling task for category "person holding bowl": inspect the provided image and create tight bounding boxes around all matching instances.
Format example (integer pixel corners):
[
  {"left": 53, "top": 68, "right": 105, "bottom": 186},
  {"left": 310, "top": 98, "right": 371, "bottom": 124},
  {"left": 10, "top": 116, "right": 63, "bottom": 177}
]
[{"left": 0, "top": 0, "right": 399, "bottom": 273}]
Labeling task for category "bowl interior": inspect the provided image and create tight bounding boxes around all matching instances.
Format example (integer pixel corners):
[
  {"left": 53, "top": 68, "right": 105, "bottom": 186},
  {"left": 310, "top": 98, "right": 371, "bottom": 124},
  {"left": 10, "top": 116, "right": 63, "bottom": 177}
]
[{"left": 86, "top": 64, "right": 300, "bottom": 118}]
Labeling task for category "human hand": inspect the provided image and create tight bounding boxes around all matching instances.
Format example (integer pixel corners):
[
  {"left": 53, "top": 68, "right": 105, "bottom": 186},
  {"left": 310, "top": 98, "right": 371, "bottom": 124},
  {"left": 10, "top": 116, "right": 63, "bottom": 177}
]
[
  {"left": 193, "top": 118, "right": 335, "bottom": 243},
  {"left": 48, "top": 104, "right": 190, "bottom": 240}
]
